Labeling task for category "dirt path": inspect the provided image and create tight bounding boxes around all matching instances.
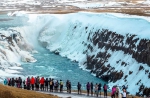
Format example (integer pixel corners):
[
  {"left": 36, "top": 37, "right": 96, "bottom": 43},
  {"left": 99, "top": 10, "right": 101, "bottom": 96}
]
[{"left": 37, "top": 91, "right": 111, "bottom": 98}]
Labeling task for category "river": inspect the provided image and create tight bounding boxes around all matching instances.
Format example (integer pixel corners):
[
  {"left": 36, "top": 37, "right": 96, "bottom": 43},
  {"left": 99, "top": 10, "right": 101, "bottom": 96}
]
[{"left": 21, "top": 48, "right": 106, "bottom": 90}]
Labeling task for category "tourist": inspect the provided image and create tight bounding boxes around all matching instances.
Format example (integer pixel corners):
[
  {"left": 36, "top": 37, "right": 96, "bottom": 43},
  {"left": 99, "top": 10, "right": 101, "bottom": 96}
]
[
  {"left": 50, "top": 78, "right": 54, "bottom": 92},
  {"left": 30, "top": 76, "right": 35, "bottom": 90},
  {"left": 45, "top": 78, "right": 49, "bottom": 91},
  {"left": 18, "top": 77, "right": 22, "bottom": 88},
  {"left": 111, "top": 86, "right": 116, "bottom": 98},
  {"left": 60, "top": 80, "right": 63, "bottom": 92},
  {"left": 91, "top": 82, "right": 93, "bottom": 96},
  {"left": 49, "top": 78, "right": 53, "bottom": 92},
  {"left": 49, "top": 78, "right": 51, "bottom": 91},
  {"left": 68, "top": 81, "right": 71, "bottom": 93},
  {"left": 36, "top": 76, "right": 40, "bottom": 91},
  {"left": 12, "top": 78, "right": 15, "bottom": 87},
  {"left": 23, "top": 80, "right": 26, "bottom": 89},
  {"left": 66, "top": 80, "right": 69, "bottom": 93},
  {"left": 55, "top": 80, "right": 59, "bottom": 92},
  {"left": 103, "top": 84, "right": 107, "bottom": 98},
  {"left": 98, "top": 83, "right": 102, "bottom": 97},
  {"left": 40, "top": 77, "right": 45, "bottom": 91},
  {"left": 53, "top": 80, "right": 57, "bottom": 92},
  {"left": 26, "top": 77, "right": 30, "bottom": 90},
  {"left": 8, "top": 78, "right": 12, "bottom": 86},
  {"left": 116, "top": 86, "right": 119, "bottom": 98},
  {"left": 4, "top": 78, "right": 8, "bottom": 85},
  {"left": 86, "top": 82, "right": 90, "bottom": 96},
  {"left": 15, "top": 78, "right": 19, "bottom": 88},
  {"left": 122, "top": 88, "right": 127, "bottom": 98},
  {"left": 94, "top": 83, "right": 98, "bottom": 97},
  {"left": 77, "top": 82, "right": 81, "bottom": 94}
]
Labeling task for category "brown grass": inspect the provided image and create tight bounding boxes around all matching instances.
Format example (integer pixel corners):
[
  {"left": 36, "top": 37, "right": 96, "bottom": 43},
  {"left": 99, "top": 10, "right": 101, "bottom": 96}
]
[
  {"left": 0, "top": 84, "right": 58, "bottom": 98},
  {"left": 86, "top": 8, "right": 150, "bottom": 16},
  {"left": 21, "top": 7, "right": 150, "bottom": 17}
]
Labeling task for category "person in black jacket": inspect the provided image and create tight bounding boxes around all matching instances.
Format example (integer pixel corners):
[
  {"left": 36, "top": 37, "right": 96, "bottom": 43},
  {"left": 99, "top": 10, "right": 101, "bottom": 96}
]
[
  {"left": 12, "top": 78, "right": 15, "bottom": 87},
  {"left": 66, "top": 80, "right": 69, "bottom": 93},
  {"left": 91, "top": 82, "right": 93, "bottom": 96},
  {"left": 45, "top": 78, "right": 49, "bottom": 91},
  {"left": 77, "top": 82, "right": 81, "bottom": 94},
  {"left": 18, "top": 77, "right": 22, "bottom": 88},
  {"left": 8, "top": 78, "right": 12, "bottom": 86},
  {"left": 98, "top": 83, "right": 102, "bottom": 97},
  {"left": 68, "top": 82, "right": 71, "bottom": 93},
  {"left": 23, "top": 80, "right": 26, "bottom": 89}
]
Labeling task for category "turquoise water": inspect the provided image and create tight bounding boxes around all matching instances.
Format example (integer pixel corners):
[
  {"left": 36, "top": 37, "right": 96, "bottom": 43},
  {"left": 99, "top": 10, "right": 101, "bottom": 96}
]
[{"left": 21, "top": 48, "right": 106, "bottom": 90}]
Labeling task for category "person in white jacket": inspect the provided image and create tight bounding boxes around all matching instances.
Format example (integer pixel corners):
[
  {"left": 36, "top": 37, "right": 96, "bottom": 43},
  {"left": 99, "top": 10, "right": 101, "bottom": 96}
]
[{"left": 122, "top": 89, "right": 127, "bottom": 98}]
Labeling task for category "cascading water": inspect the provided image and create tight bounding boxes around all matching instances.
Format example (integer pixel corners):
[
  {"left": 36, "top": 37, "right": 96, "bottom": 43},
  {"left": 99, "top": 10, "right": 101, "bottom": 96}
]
[{"left": 0, "top": 13, "right": 106, "bottom": 90}]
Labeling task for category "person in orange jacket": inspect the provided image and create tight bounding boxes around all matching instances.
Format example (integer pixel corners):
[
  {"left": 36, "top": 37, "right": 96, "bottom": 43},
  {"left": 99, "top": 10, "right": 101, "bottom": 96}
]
[
  {"left": 40, "top": 77, "right": 45, "bottom": 91},
  {"left": 30, "top": 76, "right": 35, "bottom": 90}
]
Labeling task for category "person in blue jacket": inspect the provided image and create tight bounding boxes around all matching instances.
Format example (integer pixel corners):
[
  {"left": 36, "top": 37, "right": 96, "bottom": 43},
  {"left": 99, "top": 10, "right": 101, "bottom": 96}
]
[{"left": 4, "top": 78, "right": 8, "bottom": 85}]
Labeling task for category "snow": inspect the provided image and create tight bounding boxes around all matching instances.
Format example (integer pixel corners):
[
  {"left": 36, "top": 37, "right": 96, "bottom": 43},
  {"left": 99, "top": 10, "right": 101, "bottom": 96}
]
[
  {"left": 9, "top": 66, "right": 23, "bottom": 69},
  {"left": 5, "top": 69, "right": 20, "bottom": 74},
  {"left": 0, "top": 11, "right": 150, "bottom": 95},
  {"left": 1, "top": 0, "right": 41, "bottom": 5},
  {"left": 68, "top": 2, "right": 102, "bottom": 8},
  {"left": 142, "top": 0, "right": 150, "bottom": 4},
  {"left": 105, "top": 50, "right": 150, "bottom": 93}
]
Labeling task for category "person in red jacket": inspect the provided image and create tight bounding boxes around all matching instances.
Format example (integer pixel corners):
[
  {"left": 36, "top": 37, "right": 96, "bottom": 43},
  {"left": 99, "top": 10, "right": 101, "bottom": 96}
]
[
  {"left": 30, "top": 76, "right": 35, "bottom": 90},
  {"left": 40, "top": 77, "right": 45, "bottom": 91}
]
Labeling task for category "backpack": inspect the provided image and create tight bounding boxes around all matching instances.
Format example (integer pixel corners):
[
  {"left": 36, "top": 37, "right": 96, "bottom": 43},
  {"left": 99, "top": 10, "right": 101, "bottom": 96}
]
[
  {"left": 50, "top": 81, "right": 52, "bottom": 85},
  {"left": 60, "top": 81, "right": 63, "bottom": 85}
]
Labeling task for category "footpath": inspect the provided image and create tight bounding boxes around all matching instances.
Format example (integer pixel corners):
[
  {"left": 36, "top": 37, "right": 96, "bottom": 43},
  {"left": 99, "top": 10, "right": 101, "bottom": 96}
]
[{"left": 37, "top": 91, "right": 111, "bottom": 98}]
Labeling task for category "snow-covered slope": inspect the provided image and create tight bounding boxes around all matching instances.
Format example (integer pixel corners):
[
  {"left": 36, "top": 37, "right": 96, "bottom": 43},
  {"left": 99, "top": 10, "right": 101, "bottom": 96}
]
[
  {"left": 0, "top": 12, "right": 150, "bottom": 95},
  {"left": 36, "top": 12, "right": 150, "bottom": 95}
]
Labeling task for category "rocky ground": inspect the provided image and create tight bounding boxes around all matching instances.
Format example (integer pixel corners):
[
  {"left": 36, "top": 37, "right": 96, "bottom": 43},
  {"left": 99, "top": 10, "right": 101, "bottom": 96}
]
[{"left": 0, "top": 0, "right": 150, "bottom": 16}]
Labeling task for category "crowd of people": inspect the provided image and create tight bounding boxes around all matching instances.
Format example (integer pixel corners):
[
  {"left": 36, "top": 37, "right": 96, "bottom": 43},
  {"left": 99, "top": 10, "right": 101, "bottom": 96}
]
[
  {"left": 85, "top": 82, "right": 108, "bottom": 97},
  {"left": 3, "top": 76, "right": 128, "bottom": 98}
]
